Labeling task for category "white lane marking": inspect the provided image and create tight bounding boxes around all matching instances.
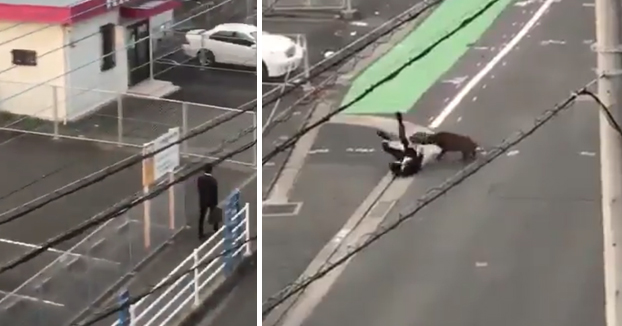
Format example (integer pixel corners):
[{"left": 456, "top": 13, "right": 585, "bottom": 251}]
[
  {"left": 0, "top": 238, "right": 120, "bottom": 265},
  {"left": 0, "top": 290, "right": 64, "bottom": 307},
  {"left": 515, "top": 0, "right": 538, "bottom": 6},
  {"left": 308, "top": 148, "right": 329, "bottom": 154},
  {"left": 429, "top": 0, "right": 557, "bottom": 129},
  {"left": 442, "top": 76, "right": 469, "bottom": 86},
  {"left": 346, "top": 148, "right": 375, "bottom": 153},
  {"left": 540, "top": 39, "right": 566, "bottom": 45}
]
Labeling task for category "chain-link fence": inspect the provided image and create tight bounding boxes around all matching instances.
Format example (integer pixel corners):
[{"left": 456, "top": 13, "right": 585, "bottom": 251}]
[
  {"left": 0, "top": 81, "right": 257, "bottom": 166},
  {"left": 0, "top": 175, "right": 186, "bottom": 326},
  {"left": 263, "top": 0, "right": 350, "bottom": 13}
]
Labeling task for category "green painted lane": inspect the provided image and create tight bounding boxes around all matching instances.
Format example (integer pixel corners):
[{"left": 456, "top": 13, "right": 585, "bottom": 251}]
[{"left": 341, "top": 0, "right": 513, "bottom": 115}]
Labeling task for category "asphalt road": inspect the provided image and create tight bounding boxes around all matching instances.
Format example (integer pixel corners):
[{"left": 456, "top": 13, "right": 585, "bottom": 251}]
[
  {"left": 261, "top": 0, "right": 424, "bottom": 192},
  {"left": 0, "top": 129, "right": 254, "bottom": 326},
  {"left": 195, "top": 266, "right": 257, "bottom": 326},
  {"left": 292, "top": 1, "right": 606, "bottom": 326},
  {"left": 262, "top": 0, "right": 435, "bottom": 308}
]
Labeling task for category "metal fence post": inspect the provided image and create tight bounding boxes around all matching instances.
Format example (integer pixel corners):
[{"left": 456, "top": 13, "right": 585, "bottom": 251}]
[
  {"left": 244, "top": 203, "right": 251, "bottom": 256},
  {"left": 52, "top": 85, "right": 59, "bottom": 139},
  {"left": 182, "top": 102, "right": 189, "bottom": 153},
  {"left": 117, "top": 95, "right": 123, "bottom": 146},
  {"left": 253, "top": 113, "right": 257, "bottom": 166},
  {"left": 193, "top": 248, "right": 200, "bottom": 307},
  {"left": 302, "top": 37, "right": 312, "bottom": 91},
  {"left": 149, "top": 34, "right": 155, "bottom": 81}
]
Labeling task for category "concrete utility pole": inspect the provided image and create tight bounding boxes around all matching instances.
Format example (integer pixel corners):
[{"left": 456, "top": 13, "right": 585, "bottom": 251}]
[{"left": 596, "top": 0, "right": 622, "bottom": 324}]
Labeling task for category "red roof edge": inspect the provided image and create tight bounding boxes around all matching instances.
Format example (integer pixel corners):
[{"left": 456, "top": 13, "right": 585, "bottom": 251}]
[{"left": 120, "top": 0, "right": 180, "bottom": 20}]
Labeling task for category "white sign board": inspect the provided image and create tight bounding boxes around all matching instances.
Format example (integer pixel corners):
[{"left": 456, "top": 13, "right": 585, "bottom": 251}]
[{"left": 151, "top": 127, "right": 180, "bottom": 182}]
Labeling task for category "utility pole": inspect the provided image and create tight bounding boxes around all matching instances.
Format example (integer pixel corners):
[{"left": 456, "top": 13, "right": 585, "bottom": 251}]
[{"left": 596, "top": 0, "right": 622, "bottom": 324}]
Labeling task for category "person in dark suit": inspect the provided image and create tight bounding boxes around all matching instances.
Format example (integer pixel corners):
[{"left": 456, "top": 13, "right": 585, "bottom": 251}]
[
  {"left": 377, "top": 112, "right": 424, "bottom": 177},
  {"left": 197, "top": 164, "right": 219, "bottom": 240}
]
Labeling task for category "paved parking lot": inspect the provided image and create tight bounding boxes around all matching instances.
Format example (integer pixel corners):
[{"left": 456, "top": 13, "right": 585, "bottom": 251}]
[
  {"left": 0, "top": 130, "right": 143, "bottom": 326},
  {"left": 0, "top": 126, "right": 254, "bottom": 326},
  {"left": 0, "top": 3, "right": 259, "bottom": 324},
  {"left": 151, "top": 31, "right": 258, "bottom": 166}
]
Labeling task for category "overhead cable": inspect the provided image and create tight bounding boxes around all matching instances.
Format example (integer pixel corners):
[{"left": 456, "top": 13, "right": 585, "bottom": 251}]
[
  {"left": 73, "top": 236, "right": 257, "bottom": 326},
  {"left": 262, "top": 81, "right": 609, "bottom": 317},
  {"left": 262, "top": 0, "right": 500, "bottom": 164},
  {"left": 0, "top": 109, "right": 255, "bottom": 225},
  {"left": 0, "top": 0, "right": 239, "bottom": 100},
  {"left": 0, "top": 138, "right": 255, "bottom": 274},
  {"left": 260, "top": 0, "right": 443, "bottom": 110},
  {"left": 0, "top": 0, "right": 442, "bottom": 223}
]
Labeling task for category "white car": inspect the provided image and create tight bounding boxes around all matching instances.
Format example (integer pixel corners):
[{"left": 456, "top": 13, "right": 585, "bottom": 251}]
[{"left": 182, "top": 23, "right": 305, "bottom": 78}]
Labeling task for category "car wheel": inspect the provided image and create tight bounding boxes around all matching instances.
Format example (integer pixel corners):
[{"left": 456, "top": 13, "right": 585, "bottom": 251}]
[
  {"left": 198, "top": 49, "right": 216, "bottom": 66},
  {"left": 262, "top": 62, "right": 269, "bottom": 80}
]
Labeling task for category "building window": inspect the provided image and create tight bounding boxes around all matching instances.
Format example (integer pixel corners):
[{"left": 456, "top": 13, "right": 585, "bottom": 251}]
[
  {"left": 11, "top": 49, "right": 37, "bottom": 66},
  {"left": 100, "top": 23, "right": 116, "bottom": 71}
]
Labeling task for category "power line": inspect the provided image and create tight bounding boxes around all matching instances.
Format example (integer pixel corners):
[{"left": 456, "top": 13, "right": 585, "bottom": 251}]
[
  {"left": 262, "top": 81, "right": 611, "bottom": 318},
  {"left": 72, "top": 236, "right": 257, "bottom": 326},
  {"left": 0, "top": 0, "right": 242, "bottom": 103},
  {"left": 0, "top": 160, "right": 78, "bottom": 203},
  {"left": 0, "top": 106, "right": 255, "bottom": 226},
  {"left": 0, "top": 0, "right": 436, "bottom": 222},
  {"left": 261, "top": 0, "right": 437, "bottom": 133},
  {"left": 0, "top": 137, "right": 256, "bottom": 274},
  {"left": 0, "top": 0, "right": 127, "bottom": 46},
  {"left": 260, "top": 0, "right": 443, "bottom": 111},
  {"left": 262, "top": 0, "right": 499, "bottom": 164}
]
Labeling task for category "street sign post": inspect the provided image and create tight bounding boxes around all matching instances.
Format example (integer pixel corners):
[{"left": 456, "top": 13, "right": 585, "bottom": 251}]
[{"left": 141, "top": 128, "right": 181, "bottom": 248}]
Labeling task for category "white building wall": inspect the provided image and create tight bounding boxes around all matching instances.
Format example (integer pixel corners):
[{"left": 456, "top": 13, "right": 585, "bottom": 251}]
[
  {"left": 0, "top": 22, "right": 66, "bottom": 120},
  {"left": 64, "top": 10, "right": 129, "bottom": 120}
]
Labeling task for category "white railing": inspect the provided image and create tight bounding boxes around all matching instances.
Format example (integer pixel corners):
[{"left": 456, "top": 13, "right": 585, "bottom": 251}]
[{"left": 111, "top": 202, "right": 251, "bottom": 326}]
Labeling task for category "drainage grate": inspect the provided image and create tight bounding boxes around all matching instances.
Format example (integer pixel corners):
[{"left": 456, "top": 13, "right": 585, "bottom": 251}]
[
  {"left": 368, "top": 201, "right": 394, "bottom": 219},
  {"left": 263, "top": 202, "right": 303, "bottom": 217}
]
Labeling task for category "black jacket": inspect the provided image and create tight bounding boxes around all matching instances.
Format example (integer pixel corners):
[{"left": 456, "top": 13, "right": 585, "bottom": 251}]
[{"left": 197, "top": 173, "right": 218, "bottom": 207}]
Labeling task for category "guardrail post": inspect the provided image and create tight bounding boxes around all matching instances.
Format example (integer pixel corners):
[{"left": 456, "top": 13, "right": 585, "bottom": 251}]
[
  {"left": 117, "top": 95, "right": 123, "bottom": 146},
  {"left": 193, "top": 248, "right": 200, "bottom": 307},
  {"left": 244, "top": 203, "right": 251, "bottom": 256}
]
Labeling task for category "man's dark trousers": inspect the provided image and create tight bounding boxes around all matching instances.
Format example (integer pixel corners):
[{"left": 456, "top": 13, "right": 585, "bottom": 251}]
[
  {"left": 198, "top": 204, "right": 219, "bottom": 238},
  {"left": 197, "top": 171, "right": 219, "bottom": 240}
]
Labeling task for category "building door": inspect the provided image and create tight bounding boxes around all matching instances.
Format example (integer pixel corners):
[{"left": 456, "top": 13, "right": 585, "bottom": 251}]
[{"left": 127, "top": 20, "right": 151, "bottom": 86}]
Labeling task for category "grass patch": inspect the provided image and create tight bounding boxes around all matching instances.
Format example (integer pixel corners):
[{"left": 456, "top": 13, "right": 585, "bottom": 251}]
[{"left": 0, "top": 111, "right": 49, "bottom": 130}]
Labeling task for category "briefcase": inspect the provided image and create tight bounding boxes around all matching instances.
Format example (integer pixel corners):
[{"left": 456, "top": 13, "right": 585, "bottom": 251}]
[{"left": 208, "top": 206, "right": 223, "bottom": 226}]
